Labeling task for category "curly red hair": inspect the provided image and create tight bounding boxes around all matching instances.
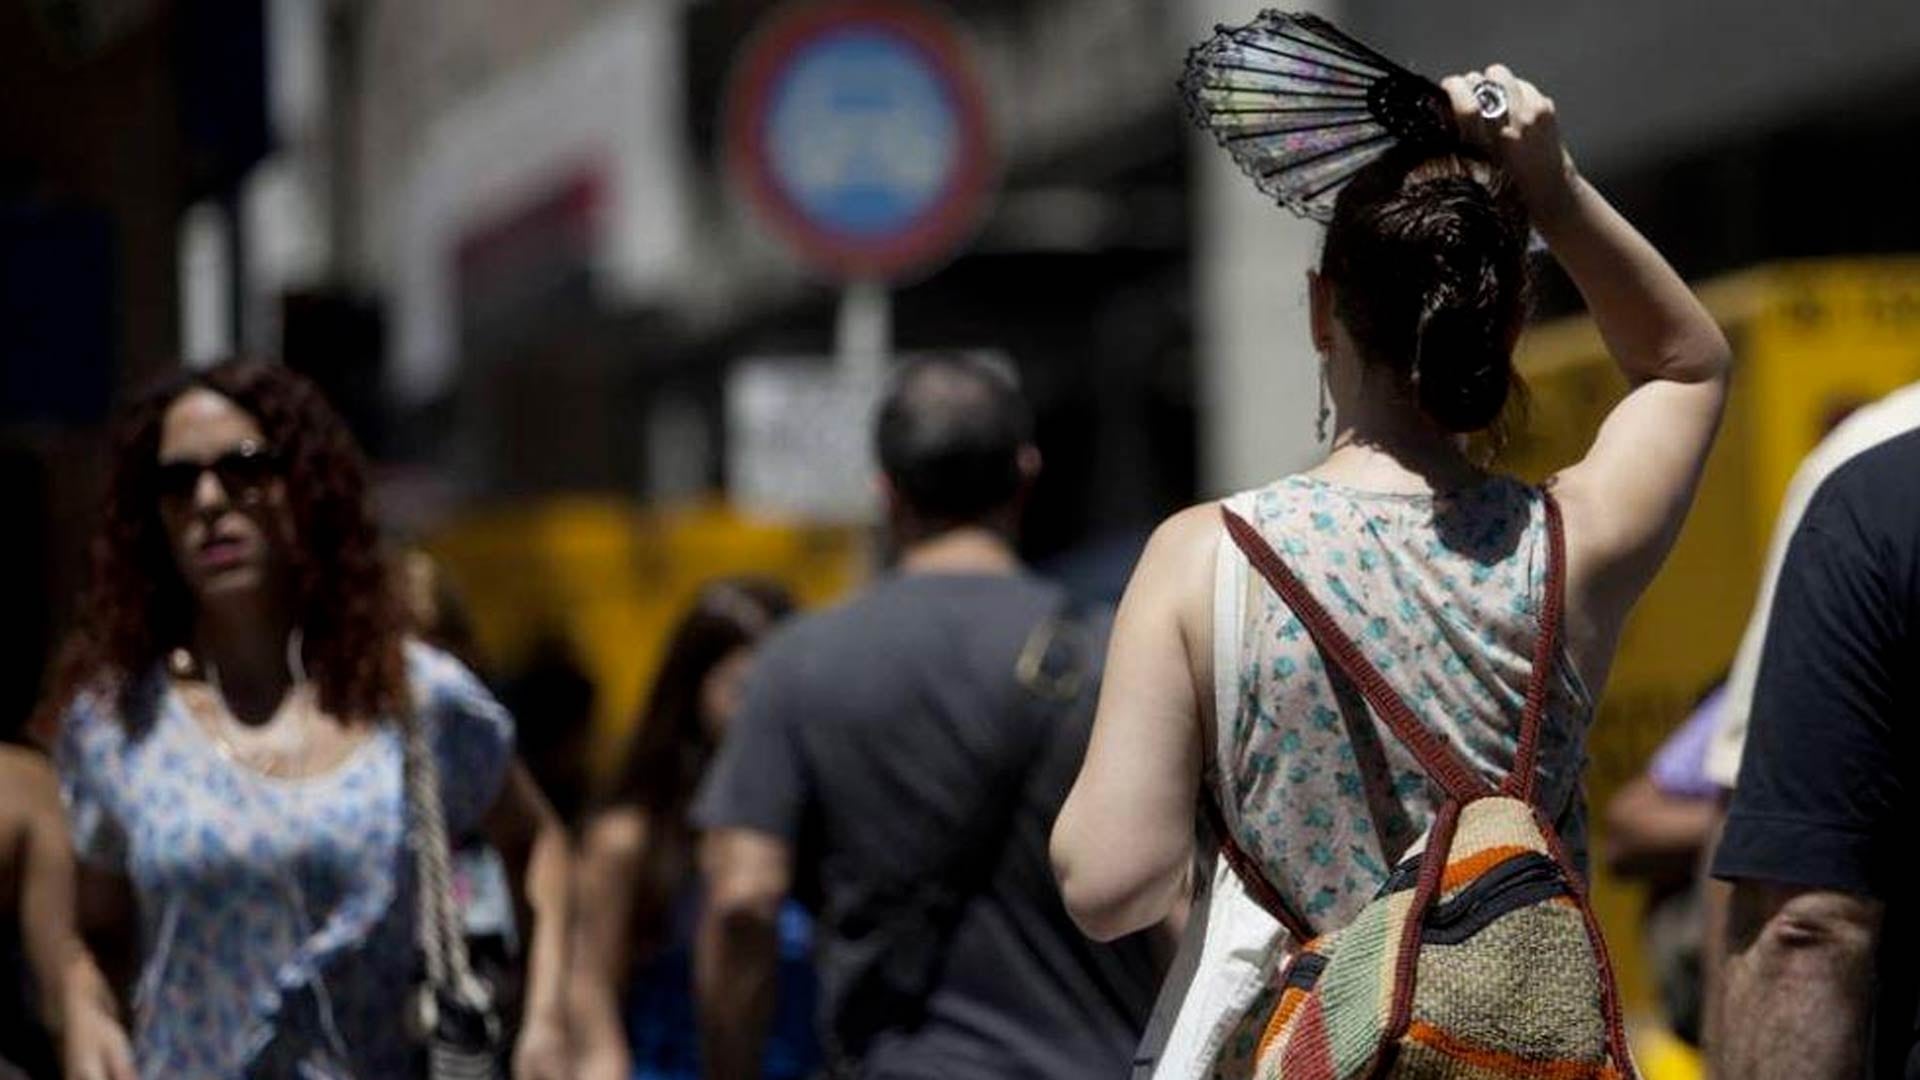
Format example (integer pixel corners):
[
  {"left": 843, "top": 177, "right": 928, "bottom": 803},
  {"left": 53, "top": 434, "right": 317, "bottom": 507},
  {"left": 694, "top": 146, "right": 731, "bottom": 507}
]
[{"left": 43, "top": 360, "right": 409, "bottom": 727}]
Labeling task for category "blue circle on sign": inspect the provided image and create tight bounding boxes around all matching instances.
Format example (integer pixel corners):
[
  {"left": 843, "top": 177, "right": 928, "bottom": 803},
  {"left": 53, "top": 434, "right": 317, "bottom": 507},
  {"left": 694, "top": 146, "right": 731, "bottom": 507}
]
[{"left": 764, "top": 29, "right": 961, "bottom": 239}]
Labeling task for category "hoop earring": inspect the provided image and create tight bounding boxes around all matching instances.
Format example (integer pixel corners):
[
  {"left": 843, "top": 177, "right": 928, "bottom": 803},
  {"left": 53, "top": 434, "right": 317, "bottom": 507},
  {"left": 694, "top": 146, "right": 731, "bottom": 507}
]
[{"left": 1316, "top": 356, "right": 1332, "bottom": 444}]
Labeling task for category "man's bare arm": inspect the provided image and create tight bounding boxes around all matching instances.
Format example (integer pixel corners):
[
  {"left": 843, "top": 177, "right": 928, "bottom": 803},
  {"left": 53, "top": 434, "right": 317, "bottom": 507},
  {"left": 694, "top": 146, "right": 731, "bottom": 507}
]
[
  {"left": 695, "top": 828, "right": 792, "bottom": 1080},
  {"left": 1716, "top": 881, "right": 1881, "bottom": 1080}
]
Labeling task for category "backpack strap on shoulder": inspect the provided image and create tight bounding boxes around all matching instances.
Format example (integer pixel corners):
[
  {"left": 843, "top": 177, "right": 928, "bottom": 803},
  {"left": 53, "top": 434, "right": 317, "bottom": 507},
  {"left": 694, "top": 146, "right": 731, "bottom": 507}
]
[
  {"left": 1220, "top": 506, "right": 1491, "bottom": 803},
  {"left": 1501, "top": 491, "right": 1567, "bottom": 803}
]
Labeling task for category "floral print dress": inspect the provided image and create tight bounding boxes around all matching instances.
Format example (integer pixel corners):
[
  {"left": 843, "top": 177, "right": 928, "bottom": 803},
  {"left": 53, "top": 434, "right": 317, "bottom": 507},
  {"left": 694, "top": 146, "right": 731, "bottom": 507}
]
[{"left": 59, "top": 642, "right": 513, "bottom": 1080}]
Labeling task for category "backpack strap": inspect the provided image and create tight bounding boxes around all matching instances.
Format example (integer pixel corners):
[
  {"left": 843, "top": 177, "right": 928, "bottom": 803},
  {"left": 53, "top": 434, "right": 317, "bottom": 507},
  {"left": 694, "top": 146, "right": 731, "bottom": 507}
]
[
  {"left": 1219, "top": 490, "right": 1569, "bottom": 805},
  {"left": 825, "top": 595, "right": 1101, "bottom": 1068},
  {"left": 1220, "top": 507, "right": 1491, "bottom": 802},
  {"left": 1201, "top": 788, "right": 1317, "bottom": 943},
  {"left": 1502, "top": 491, "right": 1567, "bottom": 803}
]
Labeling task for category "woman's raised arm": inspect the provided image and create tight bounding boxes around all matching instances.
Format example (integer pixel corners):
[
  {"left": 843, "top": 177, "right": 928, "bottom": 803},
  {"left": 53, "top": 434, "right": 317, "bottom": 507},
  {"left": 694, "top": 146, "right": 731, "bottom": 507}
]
[{"left": 1445, "top": 66, "right": 1732, "bottom": 688}]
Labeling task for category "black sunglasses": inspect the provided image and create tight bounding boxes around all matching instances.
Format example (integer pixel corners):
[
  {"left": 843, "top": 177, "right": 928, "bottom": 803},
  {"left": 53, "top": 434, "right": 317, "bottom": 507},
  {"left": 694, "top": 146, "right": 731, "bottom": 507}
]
[{"left": 155, "top": 440, "right": 281, "bottom": 505}]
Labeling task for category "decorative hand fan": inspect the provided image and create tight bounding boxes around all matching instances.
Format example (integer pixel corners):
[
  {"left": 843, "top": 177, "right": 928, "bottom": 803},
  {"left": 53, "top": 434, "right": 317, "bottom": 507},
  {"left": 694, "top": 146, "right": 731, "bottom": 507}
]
[{"left": 1182, "top": 11, "right": 1507, "bottom": 222}]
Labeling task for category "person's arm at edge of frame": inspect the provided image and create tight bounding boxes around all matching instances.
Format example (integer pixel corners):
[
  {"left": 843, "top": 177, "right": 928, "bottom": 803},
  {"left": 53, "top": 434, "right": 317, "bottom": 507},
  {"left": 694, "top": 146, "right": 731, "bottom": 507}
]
[
  {"left": 482, "top": 763, "right": 573, "bottom": 1080},
  {"left": 568, "top": 809, "right": 647, "bottom": 1080},
  {"left": 1706, "top": 474, "right": 1905, "bottom": 1077},
  {"left": 1600, "top": 775, "right": 1719, "bottom": 887},
  {"left": 1715, "top": 881, "right": 1881, "bottom": 1080},
  {"left": 1696, "top": 800, "right": 1732, "bottom": 1066},
  {"left": 9, "top": 744, "right": 136, "bottom": 1080},
  {"left": 695, "top": 827, "right": 792, "bottom": 1080}
]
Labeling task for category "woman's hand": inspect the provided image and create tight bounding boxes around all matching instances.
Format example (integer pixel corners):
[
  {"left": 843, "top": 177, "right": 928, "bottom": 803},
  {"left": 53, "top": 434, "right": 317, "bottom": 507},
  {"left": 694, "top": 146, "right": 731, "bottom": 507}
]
[
  {"left": 1446, "top": 71, "right": 1732, "bottom": 696},
  {"left": 511, "top": 1009, "right": 571, "bottom": 1080},
  {"left": 568, "top": 811, "right": 646, "bottom": 1080},
  {"left": 483, "top": 766, "right": 574, "bottom": 1080},
  {"left": 1441, "top": 65, "right": 1580, "bottom": 226},
  {"left": 62, "top": 996, "right": 136, "bottom": 1080}
]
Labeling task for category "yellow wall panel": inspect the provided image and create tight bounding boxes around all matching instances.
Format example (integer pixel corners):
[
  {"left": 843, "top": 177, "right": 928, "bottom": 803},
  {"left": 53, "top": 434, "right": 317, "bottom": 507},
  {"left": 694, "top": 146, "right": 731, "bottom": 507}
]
[
  {"left": 1503, "top": 257, "right": 1920, "bottom": 1024},
  {"left": 424, "top": 498, "right": 865, "bottom": 783}
]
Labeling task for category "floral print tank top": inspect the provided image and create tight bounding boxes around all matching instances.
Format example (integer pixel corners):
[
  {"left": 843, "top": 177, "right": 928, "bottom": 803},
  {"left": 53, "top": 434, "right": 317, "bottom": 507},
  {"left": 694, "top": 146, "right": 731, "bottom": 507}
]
[
  {"left": 1136, "top": 474, "right": 1598, "bottom": 1078},
  {"left": 1213, "top": 474, "right": 1594, "bottom": 934}
]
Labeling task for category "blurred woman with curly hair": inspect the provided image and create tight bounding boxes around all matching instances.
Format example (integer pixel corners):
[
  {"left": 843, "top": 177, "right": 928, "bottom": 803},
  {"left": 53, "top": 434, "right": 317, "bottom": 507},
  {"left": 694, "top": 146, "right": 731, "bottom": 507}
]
[{"left": 45, "top": 360, "right": 571, "bottom": 1080}]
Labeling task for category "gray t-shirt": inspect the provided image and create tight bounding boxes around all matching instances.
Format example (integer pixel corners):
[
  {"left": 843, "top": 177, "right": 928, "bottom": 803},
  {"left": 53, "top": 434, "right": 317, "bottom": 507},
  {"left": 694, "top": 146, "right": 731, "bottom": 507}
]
[{"left": 694, "top": 572, "right": 1159, "bottom": 1079}]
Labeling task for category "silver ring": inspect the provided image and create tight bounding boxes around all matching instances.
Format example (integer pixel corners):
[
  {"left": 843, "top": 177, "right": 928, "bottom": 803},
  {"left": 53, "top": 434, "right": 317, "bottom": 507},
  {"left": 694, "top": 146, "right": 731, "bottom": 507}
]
[{"left": 1471, "top": 79, "right": 1509, "bottom": 121}]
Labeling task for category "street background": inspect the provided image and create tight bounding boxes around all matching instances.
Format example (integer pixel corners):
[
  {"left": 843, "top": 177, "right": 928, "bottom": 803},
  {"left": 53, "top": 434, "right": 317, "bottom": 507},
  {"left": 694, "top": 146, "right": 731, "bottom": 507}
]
[{"left": 6, "top": 0, "right": 1920, "bottom": 1069}]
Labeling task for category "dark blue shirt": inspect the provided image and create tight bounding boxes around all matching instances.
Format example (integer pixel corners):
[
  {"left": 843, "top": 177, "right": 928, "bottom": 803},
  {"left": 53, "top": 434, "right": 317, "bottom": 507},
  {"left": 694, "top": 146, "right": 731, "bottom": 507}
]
[
  {"left": 624, "top": 885, "right": 818, "bottom": 1080},
  {"left": 1713, "top": 430, "right": 1920, "bottom": 1079}
]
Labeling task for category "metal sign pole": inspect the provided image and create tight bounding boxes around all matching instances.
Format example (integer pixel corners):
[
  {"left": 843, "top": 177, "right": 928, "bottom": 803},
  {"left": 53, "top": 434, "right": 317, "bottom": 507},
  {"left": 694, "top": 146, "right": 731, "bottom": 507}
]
[
  {"left": 836, "top": 278, "right": 891, "bottom": 381},
  {"left": 723, "top": 1, "right": 993, "bottom": 533},
  {"left": 835, "top": 278, "right": 890, "bottom": 569}
]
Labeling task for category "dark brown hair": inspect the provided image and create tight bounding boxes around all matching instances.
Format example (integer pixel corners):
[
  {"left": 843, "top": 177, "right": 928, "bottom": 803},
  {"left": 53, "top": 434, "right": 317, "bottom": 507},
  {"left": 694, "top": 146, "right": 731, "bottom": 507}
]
[
  {"left": 43, "top": 359, "right": 408, "bottom": 726},
  {"left": 874, "top": 353, "right": 1033, "bottom": 528},
  {"left": 602, "top": 578, "right": 795, "bottom": 945},
  {"left": 1320, "top": 147, "right": 1532, "bottom": 434}
]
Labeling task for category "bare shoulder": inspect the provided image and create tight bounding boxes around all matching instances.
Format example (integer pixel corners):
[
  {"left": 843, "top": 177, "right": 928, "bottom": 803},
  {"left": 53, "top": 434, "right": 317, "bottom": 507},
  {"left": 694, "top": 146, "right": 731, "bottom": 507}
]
[
  {"left": 1139, "top": 502, "right": 1226, "bottom": 585},
  {"left": 0, "top": 742, "right": 50, "bottom": 772},
  {"left": 0, "top": 748, "right": 59, "bottom": 864},
  {"left": 0, "top": 745, "right": 57, "bottom": 805},
  {"left": 1154, "top": 500, "right": 1226, "bottom": 541},
  {"left": 1130, "top": 502, "right": 1228, "bottom": 679}
]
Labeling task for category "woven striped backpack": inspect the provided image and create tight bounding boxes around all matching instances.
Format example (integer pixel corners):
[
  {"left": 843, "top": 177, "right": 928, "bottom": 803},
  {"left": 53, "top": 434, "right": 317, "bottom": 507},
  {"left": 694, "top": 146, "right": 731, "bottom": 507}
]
[{"left": 1211, "top": 497, "right": 1637, "bottom": 1080}]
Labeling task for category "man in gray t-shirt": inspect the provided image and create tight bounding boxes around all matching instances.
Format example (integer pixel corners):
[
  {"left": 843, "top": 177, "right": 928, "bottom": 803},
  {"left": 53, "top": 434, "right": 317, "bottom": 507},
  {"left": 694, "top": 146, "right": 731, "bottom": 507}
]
[{"left": 693, "top": 355, "right": 1160, "bottom": 1078}]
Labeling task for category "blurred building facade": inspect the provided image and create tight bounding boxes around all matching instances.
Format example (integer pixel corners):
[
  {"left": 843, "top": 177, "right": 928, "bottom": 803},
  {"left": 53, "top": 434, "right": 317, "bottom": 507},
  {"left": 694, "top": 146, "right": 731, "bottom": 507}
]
[
  {"left": 317, "top": 0, "right": 1920, "bottom": 532},
  {"left": 5, "top": 3, "right": 1919, "bottom": 1061},
  {"left": 338, "top": 0, "right": 1199, "bottom": 570},
  {"left": 5, "top": 0, "right": 1920, "bottom": 740}
]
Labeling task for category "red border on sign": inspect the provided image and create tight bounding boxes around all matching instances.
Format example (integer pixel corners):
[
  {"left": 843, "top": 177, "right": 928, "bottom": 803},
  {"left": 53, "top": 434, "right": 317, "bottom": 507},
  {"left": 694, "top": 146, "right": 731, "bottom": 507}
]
[{"left": 723, "top": 0, "right": 997, "bottom": 282}]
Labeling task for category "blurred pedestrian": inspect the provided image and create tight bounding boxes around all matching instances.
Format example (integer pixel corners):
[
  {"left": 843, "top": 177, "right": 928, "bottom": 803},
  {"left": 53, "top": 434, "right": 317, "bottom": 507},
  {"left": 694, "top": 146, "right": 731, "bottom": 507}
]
[
  {"left": 399, "top": 548, "right": 487, "bottom": 674},
  {"left": 1698, "top": 379, "right": 1920, "bottom": 790},
  {"left": 1691, "top": 380, "right": 1920, "bottom": 1063},
  {"left": 0, "top": 744, "right": 84, "bottom": 1079},
  {"left": 569, "top": 579, "right": 817, "bottom": 1080},
  {"left": 1052, "top": 66, "right": 1730, "bottom": 1075},
  {"left": 43, "top": 360, "right": 571, "bottom": 1079},
  {"left": 1604, "top": 683, "right": 1728, "bottom": 1048},
  {"left": 693, "top": 355, "right": 1162, "bottom": 1078},
  {"left": 1710, "top": 428, "right": 1920, "bottom": 1078},
  {"left": 497, "top": 632, "right": 597, "bottom": 829}
]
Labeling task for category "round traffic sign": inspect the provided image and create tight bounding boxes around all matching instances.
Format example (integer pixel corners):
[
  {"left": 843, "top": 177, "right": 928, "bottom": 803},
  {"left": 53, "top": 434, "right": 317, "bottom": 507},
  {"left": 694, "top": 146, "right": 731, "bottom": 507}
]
[{"left": 725, "top": 0, "right": 997, "bottom": 281}]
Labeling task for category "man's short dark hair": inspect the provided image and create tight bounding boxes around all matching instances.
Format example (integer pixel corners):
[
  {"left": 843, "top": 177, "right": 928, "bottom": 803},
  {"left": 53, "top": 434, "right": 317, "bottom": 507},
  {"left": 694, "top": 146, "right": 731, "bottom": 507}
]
[{"left": 874, "top": 353, "right": 1034, "bottom": 526}]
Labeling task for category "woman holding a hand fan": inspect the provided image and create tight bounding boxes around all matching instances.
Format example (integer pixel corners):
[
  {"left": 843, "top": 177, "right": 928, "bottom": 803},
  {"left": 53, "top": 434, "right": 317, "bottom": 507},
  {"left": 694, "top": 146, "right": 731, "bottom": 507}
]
[{"left": 1053, "top": 14, "right": 1727, "bottom": 1079}]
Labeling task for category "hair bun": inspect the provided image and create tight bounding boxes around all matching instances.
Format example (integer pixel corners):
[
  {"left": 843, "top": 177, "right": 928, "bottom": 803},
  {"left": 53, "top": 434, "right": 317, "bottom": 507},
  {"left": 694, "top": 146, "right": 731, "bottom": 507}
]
[
  {"left": 1409, "top": 177, "right": 1526, "bottom": 432},
  {"left": 1413, "top": 303, "right": 1512, "bottom": 432},
  {"left": 1320, "top": 152, "right": 1530, "bottom": 436}
]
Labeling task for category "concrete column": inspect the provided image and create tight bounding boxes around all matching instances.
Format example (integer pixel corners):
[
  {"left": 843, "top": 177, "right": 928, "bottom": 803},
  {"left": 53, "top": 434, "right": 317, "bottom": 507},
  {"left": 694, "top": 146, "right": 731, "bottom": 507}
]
[
  {"left": 241, "top": 0, "right": 333, "bottom": 355},
  {"left": 1185, "top": 0, "right": 1339, "bottom": 496}
]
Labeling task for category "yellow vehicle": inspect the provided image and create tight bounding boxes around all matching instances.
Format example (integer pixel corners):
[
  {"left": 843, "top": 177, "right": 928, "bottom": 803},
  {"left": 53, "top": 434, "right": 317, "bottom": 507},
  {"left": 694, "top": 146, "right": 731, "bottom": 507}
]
[{"left": 1502, "top": 257, "right": 1920, "bottom": 1074}]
